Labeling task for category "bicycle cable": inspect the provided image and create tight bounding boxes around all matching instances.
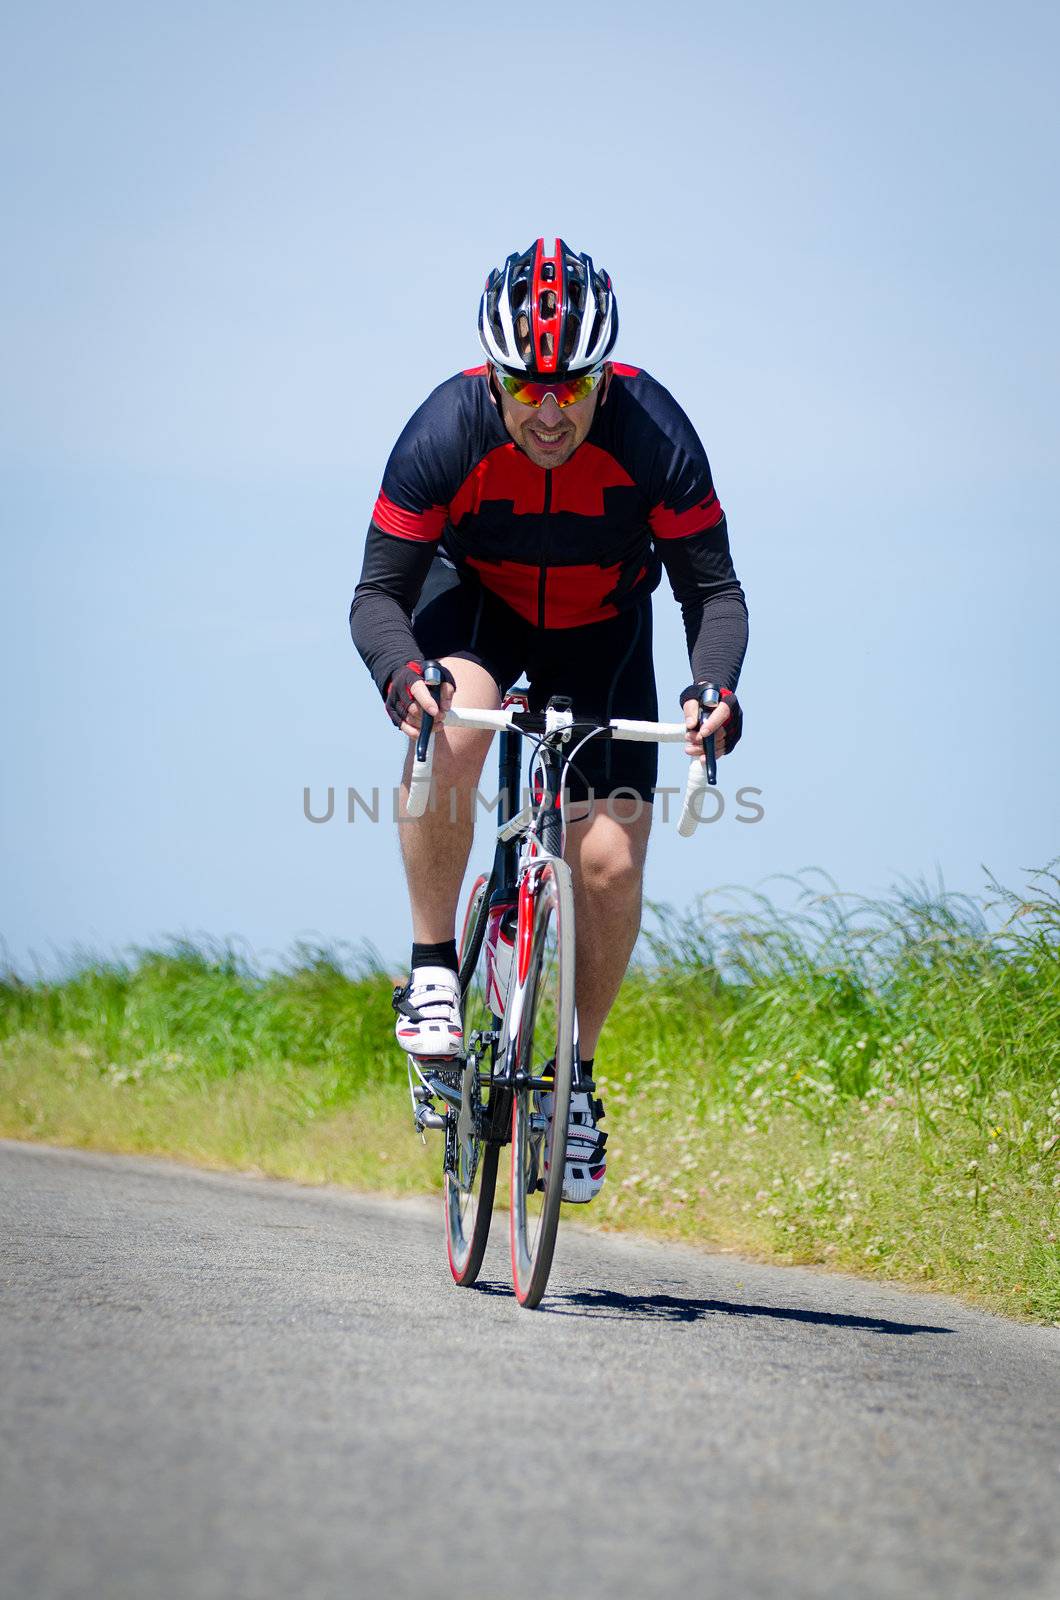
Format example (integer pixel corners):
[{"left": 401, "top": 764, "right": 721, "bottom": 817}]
[{"left": 558, "top": 724, "right": 609, "bottom": 837}]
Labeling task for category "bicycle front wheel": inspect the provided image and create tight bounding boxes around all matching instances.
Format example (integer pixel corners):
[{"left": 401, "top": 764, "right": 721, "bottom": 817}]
[
  {"left": 509, "top": 857, "right": 576, "bottom": 1308},
  {"left": 445, "top": 872, "right": 501, "bottom": 1286}
]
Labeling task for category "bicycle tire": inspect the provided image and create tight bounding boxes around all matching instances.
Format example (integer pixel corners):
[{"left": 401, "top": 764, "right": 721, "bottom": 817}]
[
  {"left": 445, "top": 872, "right": 501, "bottom": 1286},
  {"left": 509, "top": 857, "right": 576, "bottom": 1308}
]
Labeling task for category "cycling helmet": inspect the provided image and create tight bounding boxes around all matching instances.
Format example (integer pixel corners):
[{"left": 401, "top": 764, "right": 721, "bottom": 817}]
[{"left": 478, "top": 237, "right": 618, "bottom": 378}]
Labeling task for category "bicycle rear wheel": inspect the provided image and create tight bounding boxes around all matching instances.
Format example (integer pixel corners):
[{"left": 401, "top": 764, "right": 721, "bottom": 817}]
[
  {"left": 445, "top": 872, "right": 501, "bottom": 1286},
  {"left": 509, "top": 857, "right": 576, "bottom": 1308}
]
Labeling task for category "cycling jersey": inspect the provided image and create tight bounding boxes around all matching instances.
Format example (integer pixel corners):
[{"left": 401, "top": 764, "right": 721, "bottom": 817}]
[{"left": 350, "top": 363, "right": 748, "bottom": 701}]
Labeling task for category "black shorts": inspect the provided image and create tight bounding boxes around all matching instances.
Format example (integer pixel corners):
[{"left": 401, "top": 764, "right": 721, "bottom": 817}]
[{"left": 414, "top": 558, "right": 659, "bottom": 802}]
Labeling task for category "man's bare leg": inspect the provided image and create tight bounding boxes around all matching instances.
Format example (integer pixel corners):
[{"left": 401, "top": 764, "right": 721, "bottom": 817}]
[
  {"left": 398, "top": 658, "right": 500, "bottom": 945},
  {"left": 564, "top": 797, "right": 653, "bottom": 1060}
]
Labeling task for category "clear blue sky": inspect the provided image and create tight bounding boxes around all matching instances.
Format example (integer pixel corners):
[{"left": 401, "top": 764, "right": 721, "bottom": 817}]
[{"left": 2, "top": 0, "right": 1058, "bottom": 973}]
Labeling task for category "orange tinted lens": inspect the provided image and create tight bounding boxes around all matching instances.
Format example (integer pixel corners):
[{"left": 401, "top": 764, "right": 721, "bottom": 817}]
[{"left": 497, "top": 370, "right": 601, "bottom": 407}]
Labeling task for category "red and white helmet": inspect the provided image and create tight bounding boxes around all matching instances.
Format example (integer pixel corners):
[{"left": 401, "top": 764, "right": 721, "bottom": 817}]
[{"left": 478, "top": 237, "right": 619, "bottom": 378}]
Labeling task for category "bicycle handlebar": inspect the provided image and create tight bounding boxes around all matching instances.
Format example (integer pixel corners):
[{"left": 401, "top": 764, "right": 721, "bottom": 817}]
[
  {"left": 406, "top": 678, "right": 722, "bottom": 832},
  {"left": 444, "top": 707, "right": 690, "bottom": 739}
]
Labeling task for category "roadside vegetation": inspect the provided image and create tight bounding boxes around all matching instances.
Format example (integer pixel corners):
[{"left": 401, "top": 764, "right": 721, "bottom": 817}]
[{"left": 2, "top": 868, "right": 1057, "bottom": 1321}]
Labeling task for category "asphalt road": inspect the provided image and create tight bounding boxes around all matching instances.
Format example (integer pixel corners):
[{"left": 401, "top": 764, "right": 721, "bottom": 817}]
[{"left": 2, "top": 1140, "right": 1058, "bottom": 1600}]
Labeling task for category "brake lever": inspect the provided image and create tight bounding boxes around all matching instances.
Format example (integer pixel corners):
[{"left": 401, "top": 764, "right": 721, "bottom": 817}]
[
  {"left": 699, "top": 683, "right": 720, "bottom": 786},
  {"left": 416, "top": 660, "right": 443, "bottom": 764},
  {"left": 408, "top": 660, "right": 443, "bottom": 818}
]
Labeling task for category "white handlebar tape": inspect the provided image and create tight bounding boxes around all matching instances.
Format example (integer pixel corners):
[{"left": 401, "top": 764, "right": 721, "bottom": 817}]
[
  {"left": 406, "top": 737, "right": 435, "bottom": 817},
  {"left": 609, "top": 718, "right": 688, "bottom": 743},
  {"left": 443, "top": 707, "right": 514, "bottom": 732},
  {"left": 677, "top": 758, "right": 709, "bottom": 837}
]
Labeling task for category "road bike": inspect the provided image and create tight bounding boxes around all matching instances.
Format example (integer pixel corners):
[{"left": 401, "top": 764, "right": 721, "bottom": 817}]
[{"left": 403, "top": 663, "right": 719, "bottom": 1308}]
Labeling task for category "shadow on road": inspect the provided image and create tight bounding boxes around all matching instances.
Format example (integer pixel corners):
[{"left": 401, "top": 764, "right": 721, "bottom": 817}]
[{"left": 469, "top": 1281, "right": 951, "bottom": 1335}]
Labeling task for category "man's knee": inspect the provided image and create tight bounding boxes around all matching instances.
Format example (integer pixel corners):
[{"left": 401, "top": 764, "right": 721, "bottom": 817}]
[
  {"left": 575, "top": 817, "right": 650, "bottom": 902},
  {"left": 583, "top": 857, "right": 644, "bottom": 903}
]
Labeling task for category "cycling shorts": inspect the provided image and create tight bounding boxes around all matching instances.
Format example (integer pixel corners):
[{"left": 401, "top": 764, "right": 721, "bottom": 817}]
[{"left": 413, "top": 559, "right": 659, "bottom": 804}]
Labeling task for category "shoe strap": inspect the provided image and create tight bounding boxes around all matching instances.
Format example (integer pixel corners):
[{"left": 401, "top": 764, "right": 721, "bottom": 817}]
[{"left": 393, "top": 968, "right": 460, "bottom": 1022}]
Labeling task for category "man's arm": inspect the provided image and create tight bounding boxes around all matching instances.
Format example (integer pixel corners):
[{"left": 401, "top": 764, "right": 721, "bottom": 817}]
[
  {"left": 654, "top": 512, "right": 748, "bottom": 692},
  {"left": 350, "top": 372, "right": 491, "bottom": 717},
  {"left": 349, "top": 512, "right": 440, "bottom": 700},
  {"left": 607, "top": 368, "right": 749, "bottom": 694},
  {"left": 349, "top": 380, "right": 465, "bottom": 709},
  {"left": 645, "top": 419, "right": 748, "bottom": 692},
  {"left": 628, "top": 371, "right": 748, "bottom": 754}
]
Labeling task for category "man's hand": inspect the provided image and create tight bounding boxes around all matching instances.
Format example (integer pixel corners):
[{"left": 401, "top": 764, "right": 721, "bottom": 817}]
[
  {"left": 384, "top": 661, "right": 456, "bottom": 737},
  {"left": 680, "top": 685, "right": 743, "bottom": 761},
  {"left": 404, "top": 673, "right": 456, "bottom": 738}
]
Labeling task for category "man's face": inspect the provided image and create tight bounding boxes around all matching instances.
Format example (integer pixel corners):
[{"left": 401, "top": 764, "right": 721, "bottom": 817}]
[{"left": 492, "top": 365, "right": 609, "bottom": 469}]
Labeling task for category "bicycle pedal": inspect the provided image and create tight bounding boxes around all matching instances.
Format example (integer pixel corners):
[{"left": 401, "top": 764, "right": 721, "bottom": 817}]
[{"left": 415, "top": 1057, "right": 462, "bottom": 1083}]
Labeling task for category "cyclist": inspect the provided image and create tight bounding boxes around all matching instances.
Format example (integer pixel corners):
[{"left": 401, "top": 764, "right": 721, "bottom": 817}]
[{"left": 350, "top": 238, "right": 748, "bottom": 1203}]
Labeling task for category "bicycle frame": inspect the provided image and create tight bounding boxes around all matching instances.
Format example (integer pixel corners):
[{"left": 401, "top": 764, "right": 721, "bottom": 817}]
[{"left": 467, "top": 694, "right": 587, "bottom": 1100}]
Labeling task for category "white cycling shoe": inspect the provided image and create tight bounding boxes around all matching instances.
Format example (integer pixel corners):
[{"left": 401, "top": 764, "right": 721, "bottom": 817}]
[
  {"left": 393, "top": 966, "right": 463, "bottom": 1058},
  {"left": 537, "top": 1087, "right": 607, "bottom": 1204}
]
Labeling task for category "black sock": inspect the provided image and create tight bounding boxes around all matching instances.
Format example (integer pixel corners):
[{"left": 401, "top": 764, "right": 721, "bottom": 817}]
[{"left": 411, "top": 939, "right": 458, "bottom": 974}]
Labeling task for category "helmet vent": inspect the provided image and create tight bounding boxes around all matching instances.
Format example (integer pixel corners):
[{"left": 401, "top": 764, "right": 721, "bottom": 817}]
[
  {"left": 539, "top": 332, "right": 555, "bottom": 360},
  {"left": 542, "top": 262, "right": 555, "bottom": 282},
  {"left": 539, "top": 290, "right": 557, "bottom": 319},
  {"left": 485, "top": 286, "right": 504, "bottom": 347}
]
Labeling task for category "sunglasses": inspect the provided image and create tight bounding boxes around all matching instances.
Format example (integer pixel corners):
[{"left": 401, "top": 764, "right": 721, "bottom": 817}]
[{"left": 492, "top": 366, "right": 604, "bottom": 408}]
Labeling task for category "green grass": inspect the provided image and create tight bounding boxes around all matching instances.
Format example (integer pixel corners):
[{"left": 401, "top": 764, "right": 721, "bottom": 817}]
[{"left": 2, "top": 870, "right": 1057, "bottom": 1321}]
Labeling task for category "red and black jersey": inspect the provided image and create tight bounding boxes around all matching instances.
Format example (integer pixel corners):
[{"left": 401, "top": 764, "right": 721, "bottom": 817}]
[{"left": 350, "top": 363, "right": 748, "bottom": 697}]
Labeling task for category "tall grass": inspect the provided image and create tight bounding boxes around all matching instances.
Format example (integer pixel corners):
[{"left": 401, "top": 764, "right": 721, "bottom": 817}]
[
  {"left": 639, "top": 864, "right": 1060, "bottom": 1103},
  {"left": 0, "top": 939, "right": 400, "bottom": 1087},
  {"left": 2, "top": 869, "right": 1057, "bottom": 1319}
]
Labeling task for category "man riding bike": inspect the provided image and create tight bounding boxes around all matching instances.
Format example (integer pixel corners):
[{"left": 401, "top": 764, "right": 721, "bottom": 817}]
[{"left": 350, "top": 238, "right": 748, "bottom": 1204}]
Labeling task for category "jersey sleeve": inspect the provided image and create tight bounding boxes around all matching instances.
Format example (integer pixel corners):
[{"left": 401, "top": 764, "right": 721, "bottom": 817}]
[
  {"left": 349, "top": 378, "right": 472, "bottom": 697},
  {"left": 656, "top": 508, "right": 749, "bottom": 693},
  {"left": 620, "top": 372, "right": 749, "bottom": 691}
]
